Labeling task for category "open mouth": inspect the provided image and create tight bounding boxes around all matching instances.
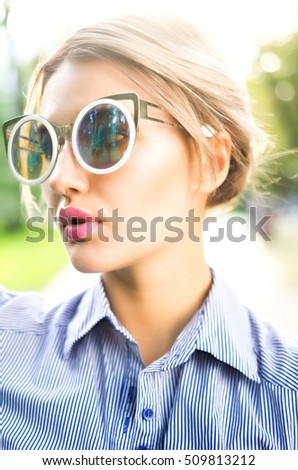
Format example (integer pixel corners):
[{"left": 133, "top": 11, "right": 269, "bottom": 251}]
[
  {"left": 70, "top": 217, "right": 87, "bottom": 225},
  {"left": 58, "top": 207, "right": 99, "bottom": 241}
]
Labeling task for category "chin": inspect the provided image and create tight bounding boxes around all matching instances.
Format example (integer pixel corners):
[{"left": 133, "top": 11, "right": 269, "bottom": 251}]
[
  {"left": 65, "top": 242, "right": 135, "bottom": 274},
  {"left": 67, "top": 253, "right": 115, "bottom": 274},
  {"left": 64, "top": 235, "right": 165, "bottom": 274}
]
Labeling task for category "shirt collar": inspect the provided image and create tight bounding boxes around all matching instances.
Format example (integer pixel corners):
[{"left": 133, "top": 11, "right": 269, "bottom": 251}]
[
  {"left": 194, "top": 270, "right": 260, "bottom": 382},
  {"left": 63, "top": 270, "right": 260, "bottom": 383},
  {"left": 63, "top": 275, "right": 135, "bottom": 358}
]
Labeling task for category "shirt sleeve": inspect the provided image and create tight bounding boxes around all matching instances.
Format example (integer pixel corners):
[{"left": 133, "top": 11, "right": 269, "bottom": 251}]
[{"left": 0, "top": 285, "right": 49, "bottom": 331}]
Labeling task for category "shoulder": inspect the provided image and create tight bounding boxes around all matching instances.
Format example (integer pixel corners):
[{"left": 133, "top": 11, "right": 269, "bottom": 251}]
[
  {"left": 248, "top": 309, "right": 298, "bottom": 391},
  {"left": 0, "top": 284, "right": 86, "bottom": 333}
]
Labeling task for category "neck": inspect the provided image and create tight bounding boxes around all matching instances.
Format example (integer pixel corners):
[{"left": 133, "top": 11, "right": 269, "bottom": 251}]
[{"left": 102, "top": 240, "right": 212, "bottom": 366}]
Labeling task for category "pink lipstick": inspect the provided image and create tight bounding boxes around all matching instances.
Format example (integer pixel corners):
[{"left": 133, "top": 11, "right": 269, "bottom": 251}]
[{"left": 59, "top": 206, "right": 99, "bottom": 241}]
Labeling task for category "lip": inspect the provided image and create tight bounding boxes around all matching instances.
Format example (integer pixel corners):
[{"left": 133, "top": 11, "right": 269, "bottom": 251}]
[{"left": 59, "top": 206, "right": 99, "bottom": 242}]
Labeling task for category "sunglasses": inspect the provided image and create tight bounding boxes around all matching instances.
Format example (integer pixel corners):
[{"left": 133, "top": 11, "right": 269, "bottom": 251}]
[{"left": 2, "top": 93, "right": 181, "bottom": 186}]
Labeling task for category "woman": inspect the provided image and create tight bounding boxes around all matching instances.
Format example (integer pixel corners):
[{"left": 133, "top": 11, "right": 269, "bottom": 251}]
[{"left": 1, "top": 14, "right": 297, "bottom": 450}]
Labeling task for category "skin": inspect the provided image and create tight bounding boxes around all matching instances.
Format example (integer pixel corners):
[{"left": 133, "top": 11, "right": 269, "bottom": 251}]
[{"left": 41, "top": 59, "right": 231, "bottom": 365}]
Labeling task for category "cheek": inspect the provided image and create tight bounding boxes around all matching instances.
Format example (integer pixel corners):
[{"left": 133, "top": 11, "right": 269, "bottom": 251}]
[{"left": 121, "top": 133, "right": 194, "bottom": 216}]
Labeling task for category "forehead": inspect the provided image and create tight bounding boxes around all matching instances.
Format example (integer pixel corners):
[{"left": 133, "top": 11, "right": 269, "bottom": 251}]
[{"left": 40, "top": 59, "right": 152, "bottom": 125}]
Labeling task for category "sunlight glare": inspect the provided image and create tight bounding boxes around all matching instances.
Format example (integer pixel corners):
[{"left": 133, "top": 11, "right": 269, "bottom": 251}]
[{"left": 5, "top": 0, "right": 298, "bottom": 79}]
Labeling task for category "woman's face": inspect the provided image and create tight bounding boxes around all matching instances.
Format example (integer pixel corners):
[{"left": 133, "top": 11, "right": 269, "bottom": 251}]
[{"left": 41, "top": 59, "right": 207, "bottom": 272}]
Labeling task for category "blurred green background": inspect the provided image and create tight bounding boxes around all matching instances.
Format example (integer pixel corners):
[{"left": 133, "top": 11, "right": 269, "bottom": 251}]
[
  {"left": 0, "top": 1, "right": 70, "bottom": 290},
  {"left": 0, "top": 1, "right": 297, "bottom": 327}
]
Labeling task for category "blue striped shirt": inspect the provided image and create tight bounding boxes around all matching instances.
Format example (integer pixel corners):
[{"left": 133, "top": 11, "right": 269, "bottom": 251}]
[{"left": 1, "top": 271, "right": 298, "bottom": 450}]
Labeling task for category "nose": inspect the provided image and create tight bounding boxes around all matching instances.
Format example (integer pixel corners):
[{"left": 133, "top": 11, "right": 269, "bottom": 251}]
[{"left": 48, "top": 140, "right": 90, "bottom": 196}]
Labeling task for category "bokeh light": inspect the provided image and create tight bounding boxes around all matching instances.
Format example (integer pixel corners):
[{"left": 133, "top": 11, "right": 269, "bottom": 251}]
[
  {"left": 260, "top": 52, "right": 281, "bottom": 72},
  {"left": 275, "top": 80, "right": 296, "bottom": 101}
]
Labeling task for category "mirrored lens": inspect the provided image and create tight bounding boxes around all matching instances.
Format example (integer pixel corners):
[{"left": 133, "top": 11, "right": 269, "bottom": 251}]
[
  {"left": 76, "top": 103, "right": 130, "bottom": 169},
  {"left": 10, "top": 119, "right": 53, "bottom": 181}
]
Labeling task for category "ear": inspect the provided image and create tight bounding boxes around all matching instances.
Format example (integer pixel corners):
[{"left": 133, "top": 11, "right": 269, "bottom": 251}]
[{"left": 199, "top": 130, "right": 232, "bottom": 195}]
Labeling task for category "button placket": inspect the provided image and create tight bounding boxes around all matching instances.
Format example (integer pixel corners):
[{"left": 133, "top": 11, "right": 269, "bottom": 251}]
[
  {"left": 137, "top": 372, "right": 155, "bottom": 420},
  {"left": 113, "top": 340, "right": 142, "bottom": 449},
  {"left": 134, "top": 371, "right": 159, "bottom": 450}
]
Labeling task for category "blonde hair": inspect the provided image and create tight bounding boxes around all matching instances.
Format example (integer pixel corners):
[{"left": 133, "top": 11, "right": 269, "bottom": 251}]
[{"left": 26, "top": 14, "right": 266, "bottom": 208}]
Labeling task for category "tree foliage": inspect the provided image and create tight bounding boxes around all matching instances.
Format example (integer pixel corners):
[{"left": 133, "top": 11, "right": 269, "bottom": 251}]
[
  {"left": 0, "top": 1, "right": 37, "bottom": 230},
  {"left": 248, "top": 31, "right": 298, "bottom": 202}
]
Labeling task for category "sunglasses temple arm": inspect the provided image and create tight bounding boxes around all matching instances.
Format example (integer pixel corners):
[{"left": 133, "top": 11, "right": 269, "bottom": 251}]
[{"left": 139, "top": 100, "right": 183, "bottom": 129}]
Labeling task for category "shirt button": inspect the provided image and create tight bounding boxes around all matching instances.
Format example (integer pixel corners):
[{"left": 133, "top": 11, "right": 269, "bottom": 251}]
[
  {"left": 136, "top": 445, "right": 149, "bottom": 450},
  {"left": 142, "top": 408, "right": 154, "bottom": 420}
]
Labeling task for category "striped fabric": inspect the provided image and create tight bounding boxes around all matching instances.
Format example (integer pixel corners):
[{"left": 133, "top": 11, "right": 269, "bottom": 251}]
[{"left": 1, "top": 271, "right": 297, "bottom": 450}]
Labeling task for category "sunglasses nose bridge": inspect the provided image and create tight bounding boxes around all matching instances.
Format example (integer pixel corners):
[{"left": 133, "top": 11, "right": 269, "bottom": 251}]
[{"left": 55, "top": 124, "right": 73, "bottom": 149}]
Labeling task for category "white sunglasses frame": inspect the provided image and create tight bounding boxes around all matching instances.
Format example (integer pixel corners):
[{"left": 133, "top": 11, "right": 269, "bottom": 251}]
[
  {"left": 6, "top": 98, "right": 136, "bottom": 186},
  {"left": 3, "top": 92, "right": 215, "bottom": 186}
]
